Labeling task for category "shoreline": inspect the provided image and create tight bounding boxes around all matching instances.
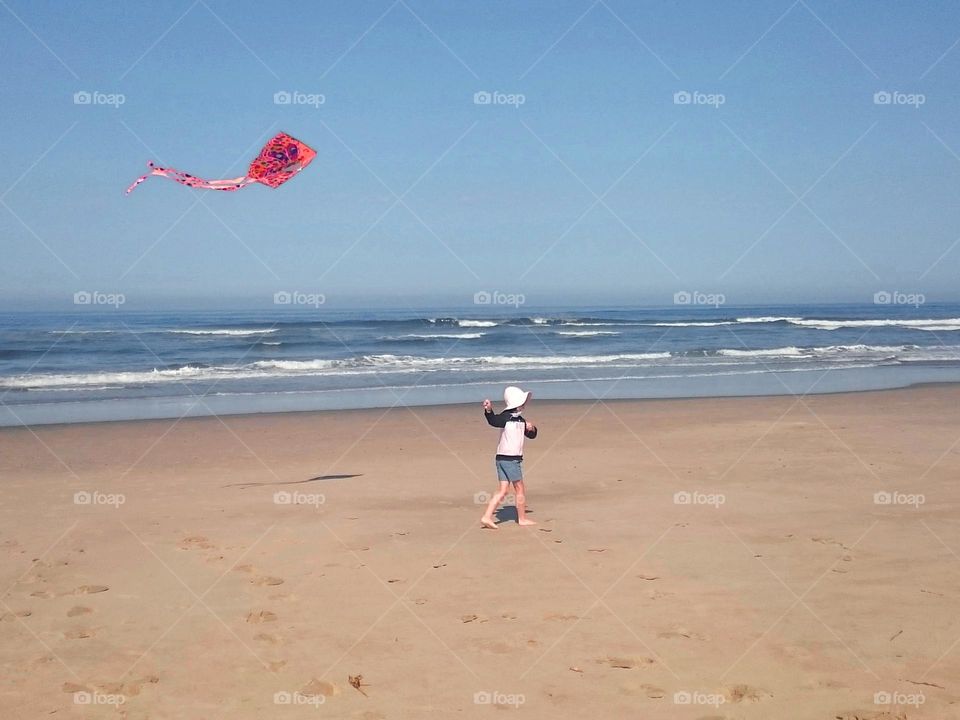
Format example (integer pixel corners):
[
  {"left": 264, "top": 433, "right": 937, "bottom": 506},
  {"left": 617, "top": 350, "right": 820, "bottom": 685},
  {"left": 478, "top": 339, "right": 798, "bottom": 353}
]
[{"left": 3, "top": 379, "right": 959, "bottom": 432}]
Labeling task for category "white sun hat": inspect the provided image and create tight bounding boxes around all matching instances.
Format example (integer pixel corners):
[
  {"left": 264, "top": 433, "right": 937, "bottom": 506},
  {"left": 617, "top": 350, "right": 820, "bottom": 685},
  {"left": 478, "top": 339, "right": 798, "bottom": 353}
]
[{"left": 503, "top": 385, "right": 531, "bottom": 411}]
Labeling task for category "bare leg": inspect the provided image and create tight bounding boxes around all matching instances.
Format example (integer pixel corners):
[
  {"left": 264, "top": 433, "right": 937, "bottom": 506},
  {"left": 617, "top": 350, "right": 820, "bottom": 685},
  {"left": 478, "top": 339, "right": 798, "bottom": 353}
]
[
  {"left": 514, "top": 480, "right": 536, "bottom": 526},
  {"left": 480, "top": 482, "right": 510, "bottom": 529}
]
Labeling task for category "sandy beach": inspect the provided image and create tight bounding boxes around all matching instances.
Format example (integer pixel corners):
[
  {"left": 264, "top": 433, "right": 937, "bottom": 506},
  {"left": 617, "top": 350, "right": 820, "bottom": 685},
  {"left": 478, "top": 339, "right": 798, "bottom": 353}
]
[{"left": 2, "top": 386, "right": 960, "bottom": 719}]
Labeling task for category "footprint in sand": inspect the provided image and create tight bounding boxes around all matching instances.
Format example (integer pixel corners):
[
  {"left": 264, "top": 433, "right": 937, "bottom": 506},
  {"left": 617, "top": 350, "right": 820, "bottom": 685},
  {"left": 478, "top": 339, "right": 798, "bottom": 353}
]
[
  {"left": 658, "top": 627, "right": 708, "bottom": 641},
  {"left": 246, "top": 610, "right": 277, "bottom": 624},
  {"left": 811, "top": 536, "right": 849, "bottom": 550},
  {"left": 63, "top": 675, "right": 159, "bottom": 698},
  {"left": 251, "top": 576, "right": 284, "bottom": 586},
  {"left": 29, "top": 590, "right": 55, "bottom": 598},
  {"left": 233, "top": 564, "right": 255, "bottom": 573},
  {"left": 637, "top": 574, "right": 660, "bottom": 581},
  {"left": 300, "top": 678, "right": 338, "bottom": 698},
  {"left": 74, "top": 585, "right": 109, "bottom": 595},
  {"left": 102, "top": 675, "right": 160, "bottom": 697},
  {"left": 64, "top": 628, "right": 95, "bottom": 639},
  {"left": 67, "top": 606, "right": 92, "bottom": 617},
  {"left": 544, "top": 613, "right": 578, "bottom": 621},
  {"left": 254, "top": 633, "right": 278, "bottom": 644},
  {"left": 640, "top": 684, "right": 665, "bottom": 699},
  {"left": 725, "top": 684, "right": 771, "bottom": 703},
  {"left": 179, "top": 535, "right": 216, "bottom": 550}
]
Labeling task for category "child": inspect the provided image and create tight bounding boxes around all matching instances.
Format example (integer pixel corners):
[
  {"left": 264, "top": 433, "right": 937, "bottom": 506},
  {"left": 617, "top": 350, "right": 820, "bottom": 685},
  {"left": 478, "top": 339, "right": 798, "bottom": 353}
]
[{"left": 480, "top": 386, "right": 538, "bottom": 529}]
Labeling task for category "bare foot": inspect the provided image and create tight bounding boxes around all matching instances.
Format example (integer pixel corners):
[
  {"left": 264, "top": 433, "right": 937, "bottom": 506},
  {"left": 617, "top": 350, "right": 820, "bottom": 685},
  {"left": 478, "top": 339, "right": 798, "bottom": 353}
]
[
  {"left": 480, "top": 518, "right": 498, "bottom": 530},
  {"left": 518, "top": 519, "right": 537, "bottom": 526}
]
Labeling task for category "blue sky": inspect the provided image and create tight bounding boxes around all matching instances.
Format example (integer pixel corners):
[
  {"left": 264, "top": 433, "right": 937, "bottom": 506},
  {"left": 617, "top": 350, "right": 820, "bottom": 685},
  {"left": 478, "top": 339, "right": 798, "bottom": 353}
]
[{"left": 1, "top": 0, "right": 959, "bottom": 310}]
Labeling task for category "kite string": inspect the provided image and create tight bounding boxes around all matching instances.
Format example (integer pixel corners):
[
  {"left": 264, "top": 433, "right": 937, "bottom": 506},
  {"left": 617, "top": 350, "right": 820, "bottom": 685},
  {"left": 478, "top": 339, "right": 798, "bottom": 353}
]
[{"left": 125, "top": 161, "right": 253, "bottom": 194}]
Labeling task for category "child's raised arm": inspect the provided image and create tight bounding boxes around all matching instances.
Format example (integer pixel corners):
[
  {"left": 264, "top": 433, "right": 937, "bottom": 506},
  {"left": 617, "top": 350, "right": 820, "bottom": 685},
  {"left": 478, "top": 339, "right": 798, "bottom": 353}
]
[{"left": 483, "top": 400, "right": 509, "bottom": 428}]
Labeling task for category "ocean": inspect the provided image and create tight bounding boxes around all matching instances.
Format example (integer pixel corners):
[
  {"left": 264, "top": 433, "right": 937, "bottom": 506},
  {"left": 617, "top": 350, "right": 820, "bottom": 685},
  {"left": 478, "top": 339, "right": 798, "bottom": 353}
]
[{"left": 2, "top": 303, "right": 959, "bottom": 426}]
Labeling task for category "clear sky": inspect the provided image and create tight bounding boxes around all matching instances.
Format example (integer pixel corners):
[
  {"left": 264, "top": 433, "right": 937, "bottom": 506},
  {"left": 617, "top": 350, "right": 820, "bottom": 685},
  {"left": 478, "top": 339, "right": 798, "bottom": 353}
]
[{"left": 1, "top": 1, "right": 959, "bottom": 310}]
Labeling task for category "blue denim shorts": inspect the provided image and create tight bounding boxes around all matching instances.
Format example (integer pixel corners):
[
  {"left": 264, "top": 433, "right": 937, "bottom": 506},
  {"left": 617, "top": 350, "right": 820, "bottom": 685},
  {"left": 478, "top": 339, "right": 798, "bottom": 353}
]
[{"left": 495, "top": 458, "right": 523, "bottom": 483}]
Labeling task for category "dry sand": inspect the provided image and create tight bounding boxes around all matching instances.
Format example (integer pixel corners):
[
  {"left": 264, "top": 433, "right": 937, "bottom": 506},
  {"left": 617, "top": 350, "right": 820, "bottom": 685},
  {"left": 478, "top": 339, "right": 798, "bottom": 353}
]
[{"left": 2, "top": 386, "right": 960, "bottom": 719}]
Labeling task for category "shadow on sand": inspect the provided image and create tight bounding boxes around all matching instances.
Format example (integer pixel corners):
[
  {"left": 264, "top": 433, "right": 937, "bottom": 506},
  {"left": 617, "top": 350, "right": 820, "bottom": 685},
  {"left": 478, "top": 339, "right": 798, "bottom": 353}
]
[
  {"left": 223, "top": 473, "right": 363, "bottom": 489},
  {"left": 493, "top": 505, "right": 534, "bottom": 525}
]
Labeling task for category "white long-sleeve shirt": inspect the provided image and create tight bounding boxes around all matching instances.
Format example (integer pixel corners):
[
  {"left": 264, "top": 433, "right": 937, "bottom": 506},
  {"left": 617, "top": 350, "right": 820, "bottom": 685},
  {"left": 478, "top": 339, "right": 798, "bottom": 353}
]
[{"left": 485, "top": 409, "right": 538, "bottom": 458}]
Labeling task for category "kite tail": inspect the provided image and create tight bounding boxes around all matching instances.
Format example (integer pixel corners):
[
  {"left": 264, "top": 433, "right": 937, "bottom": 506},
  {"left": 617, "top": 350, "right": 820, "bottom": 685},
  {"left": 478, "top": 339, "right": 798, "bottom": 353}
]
[{"left": 125, "top": 162, "right": 254, "bottom": 194}]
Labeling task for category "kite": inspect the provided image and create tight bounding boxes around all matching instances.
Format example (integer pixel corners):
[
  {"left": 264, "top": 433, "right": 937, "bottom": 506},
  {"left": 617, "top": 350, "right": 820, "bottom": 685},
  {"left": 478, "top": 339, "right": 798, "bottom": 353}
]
[{"left": 125, "top": 132, "right": 316, "bottom": 194}]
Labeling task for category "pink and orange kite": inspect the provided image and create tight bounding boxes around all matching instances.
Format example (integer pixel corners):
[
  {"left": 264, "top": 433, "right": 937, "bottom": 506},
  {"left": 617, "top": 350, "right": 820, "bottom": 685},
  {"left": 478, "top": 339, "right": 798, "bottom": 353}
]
[{"left": 126, "top": 132, "right": 316, "bottom": 194}]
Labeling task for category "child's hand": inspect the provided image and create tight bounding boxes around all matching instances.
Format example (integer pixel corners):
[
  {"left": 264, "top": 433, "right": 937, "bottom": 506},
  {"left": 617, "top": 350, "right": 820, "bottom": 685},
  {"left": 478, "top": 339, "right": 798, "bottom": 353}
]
[{"left": 482, "top": 398, "right": 492, "bottom": 412}]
